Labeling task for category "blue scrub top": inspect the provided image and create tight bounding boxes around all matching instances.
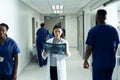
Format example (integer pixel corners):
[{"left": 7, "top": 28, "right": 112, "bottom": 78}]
[
  {"left": 0, "top": 37, "right": 20, "bottom": 75},
  {"left": 86, "top": 24, "right": 119, "bottom": 68},
  {"left": 36, "top": 27, "right": 49, "bottom": 43}
]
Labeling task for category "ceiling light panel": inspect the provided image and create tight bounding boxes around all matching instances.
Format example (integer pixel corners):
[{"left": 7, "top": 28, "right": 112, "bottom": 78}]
[{"left": 52, "top": 5, "right": 55, "bottom": 9}]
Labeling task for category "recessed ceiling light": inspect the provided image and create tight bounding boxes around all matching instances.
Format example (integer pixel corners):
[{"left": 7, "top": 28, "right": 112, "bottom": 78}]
[
  {"left": 54, "top": 10, "right": 57, "bottom": 13},
  {"left": 52, "top": 5, "right": 55, "bottom": 9},
  {"left": 57, "top": 10, "right": 60, "bottom": 13},
  {"left": 60, "top": 5, "right": 63, "bottom": 9},
  {"left": 60, "top": 10, "right": 62, "bottom": 13},
  {"left": 56, "top": 5, "right": 59, "bottom": 9}
]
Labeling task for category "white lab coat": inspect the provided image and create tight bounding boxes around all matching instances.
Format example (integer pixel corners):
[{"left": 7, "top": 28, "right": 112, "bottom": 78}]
[{"left": 42, "top": 38, "right": 70, "bottom": 80}]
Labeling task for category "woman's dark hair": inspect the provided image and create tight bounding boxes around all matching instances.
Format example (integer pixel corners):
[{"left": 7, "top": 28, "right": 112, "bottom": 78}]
[
  {"left": 0, "top": 23, "right": 9, "bottom": 31},
  {"left": 61, "top": 28, "right": 65, "bottom": 38},
  {"left": 52, "top": 24, "right": 62, "bottom": 37}
]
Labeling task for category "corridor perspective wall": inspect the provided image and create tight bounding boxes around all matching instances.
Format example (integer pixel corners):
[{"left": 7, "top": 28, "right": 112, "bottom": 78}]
[
  {"left": 0, "top": 0, "right": 42, "bottom": 75},
  {"left": 65, "top": 15, "right": 77, "bottom": 48}
]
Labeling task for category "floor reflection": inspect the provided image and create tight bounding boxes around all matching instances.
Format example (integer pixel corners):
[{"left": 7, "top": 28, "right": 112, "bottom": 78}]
[{"left": 18, "top": 48, "right": 92, "bottom": 80}]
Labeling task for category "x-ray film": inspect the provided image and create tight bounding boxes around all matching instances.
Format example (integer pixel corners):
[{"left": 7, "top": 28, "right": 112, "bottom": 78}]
[{"left": 43, "top": 43, "right": 66, "bottom": 55}]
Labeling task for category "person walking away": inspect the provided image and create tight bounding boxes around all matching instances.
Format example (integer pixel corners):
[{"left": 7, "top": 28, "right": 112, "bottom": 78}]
[
  {"left": 36, "top": 23, "right": 49, "bottom": 67},
  {"left": 83, "top": 9, "right": 120, "bottom": 80}
]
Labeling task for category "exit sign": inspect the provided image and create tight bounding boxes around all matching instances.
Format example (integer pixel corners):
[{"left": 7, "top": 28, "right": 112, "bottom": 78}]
[{"left": 50, "top": 14, "right": 60, "bottom": 17}]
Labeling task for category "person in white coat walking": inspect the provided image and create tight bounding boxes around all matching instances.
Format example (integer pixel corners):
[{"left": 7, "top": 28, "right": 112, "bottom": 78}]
[{"left": 42, "top": 24, "right": 70, "bottom": 80}]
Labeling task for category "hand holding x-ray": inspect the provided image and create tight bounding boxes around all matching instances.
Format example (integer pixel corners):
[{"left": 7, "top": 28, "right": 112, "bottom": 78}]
[{"left": 43, "top": 43, "right": 66, "bottom": 55}]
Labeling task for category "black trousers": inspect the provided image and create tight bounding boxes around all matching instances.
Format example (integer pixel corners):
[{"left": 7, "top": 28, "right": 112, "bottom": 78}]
[
  {"left": 0, "top": 74, "right": 12, "bottom": 80},
  {"left": 50, "top": 66, "right": 58, "bottom": 80}
]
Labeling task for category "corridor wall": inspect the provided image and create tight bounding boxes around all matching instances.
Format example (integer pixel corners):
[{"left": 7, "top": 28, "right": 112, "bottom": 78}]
[{"left": 0, "top": 0, "right": 43, "bottom": 75}]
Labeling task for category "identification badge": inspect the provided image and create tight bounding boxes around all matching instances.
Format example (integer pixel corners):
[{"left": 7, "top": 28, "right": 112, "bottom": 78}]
[{"left": 0, "top": 57, "right": 4, "bottom": 62}]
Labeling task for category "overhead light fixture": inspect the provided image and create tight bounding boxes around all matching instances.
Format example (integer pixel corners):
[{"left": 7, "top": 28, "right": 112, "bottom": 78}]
[
  {"left": 56, "top": 5, "right": 59, "bottom": 9},
  {"left": 60, "top": 5, "right": 63, "bottom": 9},
  {"left": 52, "top": 5, "right": 63, "bottom": 9},
  {"left": 60, "top": 10, "right": 63, "bottom": 13},
  {"left": 57, "top": 10, "right": 60, "bottom": 13},
  {"left": 52, "top": 5, "right": 55, "bottom": 9},
  {"left": 54, "top": 10, "right": 57, "bottom": 13},
  {"left": 49, "top": 0, "right": 65, "bottom": 14},
  {"left": 52, "top": 5, "right": 63, "bottom": 14}
]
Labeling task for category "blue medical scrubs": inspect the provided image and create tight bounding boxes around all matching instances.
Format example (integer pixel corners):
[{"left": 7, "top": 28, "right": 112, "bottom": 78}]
[
  {"left": 36, "top": 27, "right": 49, "bottom": 67},
  {"left": 0, "top": 37, "right": 20, "bottom": 80},
  {"left": 86, "top": 24, "right": 119, "bottom": 80}
]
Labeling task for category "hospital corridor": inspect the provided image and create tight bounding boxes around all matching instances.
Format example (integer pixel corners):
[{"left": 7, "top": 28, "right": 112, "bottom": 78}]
[
  {"left": 0, "top": 0, "right": 120, "bottom": 80},
  {"left": 17, "top": 48, "right": 92, "bottom": 80}
]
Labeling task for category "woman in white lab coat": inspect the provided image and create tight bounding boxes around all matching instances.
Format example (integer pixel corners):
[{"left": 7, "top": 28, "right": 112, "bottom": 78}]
[{"left": 42, "top": 24, "right": 70, "bottom": 80}]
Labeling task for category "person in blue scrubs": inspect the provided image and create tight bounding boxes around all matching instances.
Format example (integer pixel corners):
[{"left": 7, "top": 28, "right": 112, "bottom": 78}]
[
  {"left": 49, "top": 33, "right": 53, "bottom": 39},
  {"left": 0, "top": 23, "right": 20, "bottom": 80},
  {"left": 36, "top": 23, "right": 49, "bottom": 67},
  {"left": 83, "top": 9, "right": 120, "bottom": 80}
]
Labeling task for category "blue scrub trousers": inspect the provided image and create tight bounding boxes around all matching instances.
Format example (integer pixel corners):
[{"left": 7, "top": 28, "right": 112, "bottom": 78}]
[
  {"left": 92, "top": 68, "right": 114, "bottom": 80},
  {"left": 36, "top": 42, "right": 47, "bottom": 67},
  {"left": 0, "top": 74, "right": 12, "bottom": 80}
]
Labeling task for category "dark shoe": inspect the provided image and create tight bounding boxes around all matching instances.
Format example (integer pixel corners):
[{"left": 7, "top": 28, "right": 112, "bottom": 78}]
[
  {"left": 39, "top": 63, "right": 43, "bottom": 67},
  {"left": 39, "top": 65, "right": 43, "bottom": 67}
]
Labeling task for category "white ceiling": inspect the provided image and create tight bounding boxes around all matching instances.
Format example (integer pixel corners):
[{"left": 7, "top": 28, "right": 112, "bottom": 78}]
[{"left": 20, "top": 0, "right": 93, "bottom": 15}]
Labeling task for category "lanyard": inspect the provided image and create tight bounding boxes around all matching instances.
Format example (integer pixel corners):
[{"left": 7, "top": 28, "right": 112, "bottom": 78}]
[{"left": 52, "top": 38, "right": 62, "bottom": 44}]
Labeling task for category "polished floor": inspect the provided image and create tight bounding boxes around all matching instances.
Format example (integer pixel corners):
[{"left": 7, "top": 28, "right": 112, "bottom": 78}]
[{"left": 17, "top": 48, "right": 92, "bottom": 80}]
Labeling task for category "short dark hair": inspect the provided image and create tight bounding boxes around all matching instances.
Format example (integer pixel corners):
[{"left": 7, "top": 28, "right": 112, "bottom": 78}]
[
  {"left": 40, "top": 23, "right": 45, "bottom": 27},
  {"left": 97, "top": 9, "right": 107, "bottom": 16},
  {"left": 96, "top": 9, "right": 107, "bottom": 20},
  {"left": 0, "top": 23, "right": 9, "bottom": 31}
]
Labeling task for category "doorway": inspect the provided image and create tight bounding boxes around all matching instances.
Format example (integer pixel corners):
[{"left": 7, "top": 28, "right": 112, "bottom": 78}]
[{"left": 44, "top": 16, "right": 65, "bottom": 33}]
